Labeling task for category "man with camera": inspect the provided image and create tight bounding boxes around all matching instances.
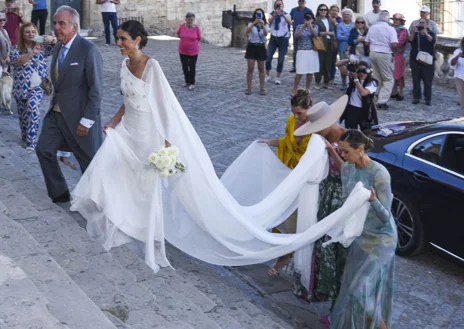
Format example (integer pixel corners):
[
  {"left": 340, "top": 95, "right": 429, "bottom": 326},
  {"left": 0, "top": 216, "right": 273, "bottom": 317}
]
[
  {"left": 3, "top": 0, "right": 23, "bottom": 46},
  {"left": 289, "top": 0, "right": 314, "bottom": 73},
  {"left": 365, "top": 10, "right": 398, "bottom": 110},
  {"left": 409, "top": 6, "right": 440, "bottom": 36}
]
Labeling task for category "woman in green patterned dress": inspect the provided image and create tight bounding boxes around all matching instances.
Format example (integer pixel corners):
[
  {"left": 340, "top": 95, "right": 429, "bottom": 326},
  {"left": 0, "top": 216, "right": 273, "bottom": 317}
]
[{"left": 329, "top": 129, "right": 396, "bottom": 329}]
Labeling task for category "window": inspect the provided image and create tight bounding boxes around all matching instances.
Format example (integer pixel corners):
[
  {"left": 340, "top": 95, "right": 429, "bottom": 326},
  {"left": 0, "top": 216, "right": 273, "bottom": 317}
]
[
  {"left": 440, "top": 134, "right": 464, "bottom": 175},
  {"left": 411, "top": 135, "right": 446, "bottom": 164},
  {"left": 342, "top": 0, "right": 358, "bottom": 12},
  {"left": 422, "top": 0, "right": 445, "bottom": 33}
]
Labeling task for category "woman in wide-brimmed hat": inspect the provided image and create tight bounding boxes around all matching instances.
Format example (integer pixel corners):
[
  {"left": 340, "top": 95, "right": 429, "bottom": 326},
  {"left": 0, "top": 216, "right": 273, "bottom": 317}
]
[{"left": 291, "top": 96, "right": 348, "bottom": 324}]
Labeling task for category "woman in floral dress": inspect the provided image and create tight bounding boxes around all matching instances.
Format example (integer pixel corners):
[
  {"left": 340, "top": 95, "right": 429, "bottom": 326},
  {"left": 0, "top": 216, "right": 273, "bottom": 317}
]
[{"left": 330, "top": 129, "right": 396, "bottom": 329}]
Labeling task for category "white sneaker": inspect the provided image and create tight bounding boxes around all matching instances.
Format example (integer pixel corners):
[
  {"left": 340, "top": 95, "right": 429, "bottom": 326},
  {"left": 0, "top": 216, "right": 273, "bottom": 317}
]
[
  {"left": 265, "top": 75, "right": 271, "bottom": 83},
  {"left": 188, "top": 84, "right": 195, "bottom": 90},
  {"left": 274, "top": 78, "right": 281, "bottom": 85}
]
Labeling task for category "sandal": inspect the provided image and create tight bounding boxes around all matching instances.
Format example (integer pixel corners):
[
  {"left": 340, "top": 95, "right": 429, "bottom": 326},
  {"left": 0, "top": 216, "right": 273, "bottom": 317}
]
[
  {"left": 60, "top": 157, "right": 78, "bottom": 170},
  {"left": 268, "top": 254, "right": 291, "bottom": 276},
  {"left": 245, "top": 89, "right": 251, "bottom": 95},
  {"left": 260, "top": 89, "right": 266, "bottom": 96}
]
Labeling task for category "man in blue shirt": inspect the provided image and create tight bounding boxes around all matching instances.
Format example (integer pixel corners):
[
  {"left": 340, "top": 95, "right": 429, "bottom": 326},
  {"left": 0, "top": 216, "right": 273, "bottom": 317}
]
[
  {"left": 289, "top": 0, "right": 314, "bottom": 72},
  {"left": 28, "top": 0, "right": 47, "bottom": 35}
]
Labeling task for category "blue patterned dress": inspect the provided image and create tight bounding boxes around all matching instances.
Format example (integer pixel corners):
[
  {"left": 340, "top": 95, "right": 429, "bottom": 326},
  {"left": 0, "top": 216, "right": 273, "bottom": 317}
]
[
  {"left": 10, "top": 44, "right": 54, "bottom": 149},
  {"left": 330, "top": 160, "right": 397, "bottom": 329}
]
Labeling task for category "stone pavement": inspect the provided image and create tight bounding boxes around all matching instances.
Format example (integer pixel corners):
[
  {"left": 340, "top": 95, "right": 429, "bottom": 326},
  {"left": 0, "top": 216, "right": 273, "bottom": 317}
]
[{"left": 0, "top": 35, "right": 463, "bottom": 329}]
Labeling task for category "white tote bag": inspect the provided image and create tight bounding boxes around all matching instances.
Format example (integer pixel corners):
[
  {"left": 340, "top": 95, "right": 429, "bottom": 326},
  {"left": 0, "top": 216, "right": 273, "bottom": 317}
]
[{"left": 416, "top": 32, "right": 433, "bottom": 66}]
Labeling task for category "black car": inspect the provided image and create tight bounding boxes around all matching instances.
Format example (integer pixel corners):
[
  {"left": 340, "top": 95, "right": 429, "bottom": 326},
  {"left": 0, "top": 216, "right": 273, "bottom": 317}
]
[{"left": 365, "top": 118, "right": 464, "bottom": 261}]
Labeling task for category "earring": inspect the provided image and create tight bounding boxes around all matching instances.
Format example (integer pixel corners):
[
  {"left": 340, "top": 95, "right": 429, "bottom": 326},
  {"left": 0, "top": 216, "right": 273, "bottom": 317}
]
[{"left": 135, "top": 44, "right": 139, "bottom": 50}]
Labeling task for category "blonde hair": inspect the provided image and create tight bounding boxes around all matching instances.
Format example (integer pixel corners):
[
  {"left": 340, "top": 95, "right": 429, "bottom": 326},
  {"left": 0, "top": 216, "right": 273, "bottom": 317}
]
[
  {"left": 355, "top": 15, "right": 369, "bottom": 29},
  {"left": 273, "top": 0, "right": 284, "bottom": 9},
  {"left": 290, "top": 89, "right": 313, "bottom": 109},
  {"left": 18, "top": 22, "right": 38, "bottom": 53}
]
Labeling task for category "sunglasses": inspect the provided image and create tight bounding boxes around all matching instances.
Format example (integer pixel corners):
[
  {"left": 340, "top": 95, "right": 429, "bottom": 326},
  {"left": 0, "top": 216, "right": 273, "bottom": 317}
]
[
  {"left": 356, "top": 21, "right": 365, "bottom": 24},
  {"left": 320, "top": 8, "right": 328, "bottom": 11},
  {"left": 0, "top": 19, "right": 5, "bottom": 22},
  {"left": 357, "top": 68, "right": 371, "bottom": 74}
]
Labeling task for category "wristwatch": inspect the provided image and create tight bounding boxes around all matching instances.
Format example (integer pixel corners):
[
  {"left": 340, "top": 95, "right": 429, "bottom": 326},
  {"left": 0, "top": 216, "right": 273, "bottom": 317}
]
[{"left": 353, "top": 79, "right": 359, "bottom": 83}]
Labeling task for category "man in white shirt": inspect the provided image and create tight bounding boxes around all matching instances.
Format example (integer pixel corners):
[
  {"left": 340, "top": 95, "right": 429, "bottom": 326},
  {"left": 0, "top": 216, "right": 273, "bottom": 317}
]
[
  {"left": 409, "top": 6, "right": 440, "bottom": 35},
  {"left": 365, "top": 0, "right": 381, "bottom": 26},
  {"left": 365, "top": 11, "right": 398, "bottom": 109},
  {"left": 96, "top": 0, "right": 120, "bottom": 46}
]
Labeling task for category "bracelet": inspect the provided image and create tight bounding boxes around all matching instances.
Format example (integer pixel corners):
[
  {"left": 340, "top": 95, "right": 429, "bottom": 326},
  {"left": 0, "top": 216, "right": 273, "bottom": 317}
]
[{"left": 353, "top": 79, "right": 359, "bottom": 83}]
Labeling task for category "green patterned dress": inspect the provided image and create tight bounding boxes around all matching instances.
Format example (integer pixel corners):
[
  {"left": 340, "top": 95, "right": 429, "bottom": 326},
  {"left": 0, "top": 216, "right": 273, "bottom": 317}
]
[{"left": 329, "top": 160, "right": 397, "bottom": 329}]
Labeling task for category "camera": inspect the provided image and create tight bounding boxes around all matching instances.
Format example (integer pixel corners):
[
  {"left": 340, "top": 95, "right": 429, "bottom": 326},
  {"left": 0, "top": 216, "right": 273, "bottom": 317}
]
[
  {"left": 304, "top": 14, "right": 312, "bottom": 21},
  {"left": 276, "top": 5, "right": 281, "bottom": 9},
  {"left": 346, "top": 61, "right": 358, "bottom": 73},
  {"left": 417, "top": 26, "right": 424, "bottom": 31}
]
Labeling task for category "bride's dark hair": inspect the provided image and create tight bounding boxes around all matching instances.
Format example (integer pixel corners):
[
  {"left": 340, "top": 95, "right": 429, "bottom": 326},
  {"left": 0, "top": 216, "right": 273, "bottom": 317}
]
[{"left": 119, "top": 20, "right": 149, "bottom": 49}]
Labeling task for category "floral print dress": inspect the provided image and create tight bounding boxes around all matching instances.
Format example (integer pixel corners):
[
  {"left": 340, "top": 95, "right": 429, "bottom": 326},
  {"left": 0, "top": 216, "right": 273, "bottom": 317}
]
[{"left": 329, "top": 160, "right": 397, "bottom": 329}]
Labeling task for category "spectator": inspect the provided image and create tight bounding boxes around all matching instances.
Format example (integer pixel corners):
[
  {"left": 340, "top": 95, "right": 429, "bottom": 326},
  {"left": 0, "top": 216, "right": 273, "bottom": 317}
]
[
  {"left": 365, "top": 11, "right": 398, "bottom": 110},
  {"left": 409, "top": 18, "right": 436, "bottom": 106},
  {"left": 291, "top": 11, "right": 318, "bottom": 96},
  {"left": 0, "top": 12, "right": 10, "bottom": 76},
  {"left": 265, "top": 0, "right": 292, "bottom": 85},
  {"left": 177, "top": 12, "right": 201, "bottom": 91},
  {"left": 9, "top": 22, "right": 56, "bottom": 153},
  {"left": 28, "top": 0, "right": 48, "bottom": 35},
  {"left": 96, "top": 0, "right": 120, "bottom": 46},
  {"left": 337, "top": 8, "right": 354, "bottom": 90},
  {"left": 365, "top": 0, "right": 381, "bottom": 26},
  {"left": 3, "top": 0, "right": 23, "bottom": 46},
  {"left": 314, "top": 3, "right": 336, "bottom": 90},
  {"left": 391, "top": 13, "right": 408, "bottom": 101},
  {"left": 450, "top": 37, "right": 464, "bottom": 115},
  {"left": 289, "top": 0, "right": 314, "bottom": 73},
  {"left": 409, "top": 6, "right": 440, "bottom": 36},
  {"left": 337, "top": 59, "right": 378, "bottom": 130},
  {"left": 328, "top": 4, "right": 341, "bottom": 85},
  {"left": 245, "top": 8, "right": 269, "bottom": 95},
  {"left": 348, "top": 16, "right": 370, "bottom": 64}
]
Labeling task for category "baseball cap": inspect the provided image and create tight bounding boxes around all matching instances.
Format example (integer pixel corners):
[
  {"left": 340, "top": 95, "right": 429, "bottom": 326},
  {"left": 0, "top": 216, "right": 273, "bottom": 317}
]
[{"left": 420, "top": 6, "right": 431, "bottom": 13}]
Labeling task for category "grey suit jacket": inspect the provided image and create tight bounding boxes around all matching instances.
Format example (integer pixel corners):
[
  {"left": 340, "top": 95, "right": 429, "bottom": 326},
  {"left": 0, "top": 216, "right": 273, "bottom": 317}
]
[{"left": 50, "top": 34, "right": 104, "bottom": 157}]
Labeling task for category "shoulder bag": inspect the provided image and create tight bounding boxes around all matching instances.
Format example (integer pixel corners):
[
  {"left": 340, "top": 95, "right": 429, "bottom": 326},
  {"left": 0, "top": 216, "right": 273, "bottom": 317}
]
[
  {"left": 41, "top": 77, "right": 52, "bottom": 96},
  {"left": 416, "top": 32, "right": 433, "bottom": 66}
]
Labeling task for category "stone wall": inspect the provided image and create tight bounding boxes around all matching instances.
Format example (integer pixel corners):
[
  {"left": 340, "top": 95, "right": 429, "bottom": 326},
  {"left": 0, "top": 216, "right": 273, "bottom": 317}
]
[{"left": 87, "top": 0, "right": 266, "bottom": 46}]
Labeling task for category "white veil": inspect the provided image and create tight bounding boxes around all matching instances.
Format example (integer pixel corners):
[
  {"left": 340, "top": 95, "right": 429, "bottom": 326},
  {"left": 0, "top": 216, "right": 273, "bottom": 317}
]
[{"left": 137, "top": 59, "right": 371, "bottom": 290}]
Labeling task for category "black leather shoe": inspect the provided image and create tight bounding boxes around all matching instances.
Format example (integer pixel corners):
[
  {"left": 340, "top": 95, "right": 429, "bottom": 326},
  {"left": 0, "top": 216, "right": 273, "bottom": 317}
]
[
  {"left": 425, "top": 100, "right": 431, "bottom": 106},
  {"left": 289, "top": 68, "right": 296, "bottom": 73},
  {"left": 412, "top": 99, "right": 420, "bottom": 105},
  {"left": 52, "top": 190, "right": 70, "bottom": 203}
]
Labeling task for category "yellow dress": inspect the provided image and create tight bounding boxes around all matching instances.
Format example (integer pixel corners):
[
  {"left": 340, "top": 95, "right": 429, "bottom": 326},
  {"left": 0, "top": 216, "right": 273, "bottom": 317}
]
[
  {"left": 274, "top": 115, "right": 311, "bottom": 234},
  {"left": 276, "top": 115, "right": 311, "bottom": 169}
]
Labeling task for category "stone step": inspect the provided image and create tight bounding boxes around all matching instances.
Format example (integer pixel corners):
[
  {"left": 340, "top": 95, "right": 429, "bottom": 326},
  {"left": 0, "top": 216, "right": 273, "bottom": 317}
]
[
  {"left": 0, "top": 209, "right": 117, "bottom": 329},
  {"left": 0, "top": 253, "right": 69, "bottom": 329}
]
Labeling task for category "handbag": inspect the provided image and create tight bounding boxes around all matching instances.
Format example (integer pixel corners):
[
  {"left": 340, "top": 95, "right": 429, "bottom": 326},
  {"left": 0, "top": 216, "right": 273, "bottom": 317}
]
[
  {"left": 312, "top": 36, "right": 326, "bottom": 52},
  {"left": 41, "top": 77, "right": 52, "bottom": 96},
  {"left": 416, "top": 33, "right": 433, "bottom": 66}
]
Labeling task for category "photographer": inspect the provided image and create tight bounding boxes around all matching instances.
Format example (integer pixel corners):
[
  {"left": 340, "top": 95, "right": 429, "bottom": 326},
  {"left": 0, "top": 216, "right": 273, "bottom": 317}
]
[
  {"left": 290, "top": 12, "right": 319, "bottom": 96},
  {"left": 409, "top": 18, "right": 435, "bottom": 106},
  {"left": 265, "top": 0, "right": 291, "bottom": 85},
  {"left": 3, "top": 0, "right": 23, "bottom": 46},
  {"left": 337, "top": 59, "right": 378, "bottom": 131},
  {"left": 245, "top": 8, "right": 269, "bottom": 95}
]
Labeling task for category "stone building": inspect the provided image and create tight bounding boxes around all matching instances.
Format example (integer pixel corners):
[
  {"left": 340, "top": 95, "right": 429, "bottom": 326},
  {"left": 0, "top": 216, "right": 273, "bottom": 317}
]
[{"left": 16, "top": 0, "right": 266, "bottom": 46}]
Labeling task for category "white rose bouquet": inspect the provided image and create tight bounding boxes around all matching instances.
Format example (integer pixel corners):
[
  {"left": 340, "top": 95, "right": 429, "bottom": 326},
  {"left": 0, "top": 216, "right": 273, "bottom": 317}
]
[{"left": 147, "top": 146, "right": 186, "bottom": 178}]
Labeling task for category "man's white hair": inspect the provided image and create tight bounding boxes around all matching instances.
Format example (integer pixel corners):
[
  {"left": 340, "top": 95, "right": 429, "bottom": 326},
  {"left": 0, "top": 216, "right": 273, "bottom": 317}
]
[
  {"left": 55, "top": 5, "right": 80, "bottom": 32},
  {"left": 378, "top": 10, "right": 390, "bottom": 23}
]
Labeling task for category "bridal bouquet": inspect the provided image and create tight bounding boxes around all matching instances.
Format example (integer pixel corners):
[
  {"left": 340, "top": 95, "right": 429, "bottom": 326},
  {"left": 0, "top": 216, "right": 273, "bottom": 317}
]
[{"left": 147, "top": 146, "right": 186, "bottom": 178}]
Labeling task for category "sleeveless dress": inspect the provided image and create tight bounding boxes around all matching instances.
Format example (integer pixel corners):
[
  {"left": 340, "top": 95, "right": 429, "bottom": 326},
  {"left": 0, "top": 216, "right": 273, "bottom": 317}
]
[{"left": 71, "top": 59, "right": 171, "bottom": 272}]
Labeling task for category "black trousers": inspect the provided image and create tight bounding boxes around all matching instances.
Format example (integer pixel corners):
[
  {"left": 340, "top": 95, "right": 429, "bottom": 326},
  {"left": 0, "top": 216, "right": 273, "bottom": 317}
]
[
  {"left": 410, "top": 59, "right": 435, "bottom": 102},
  {"left": 343, "top": 104, "right": 363, "bottom": 129},
  {"left": 179, "top": 54, "right": 198, "bottom": 85},
  {"left": 31, "top": 9, "right": 48, "bottom": 35}
]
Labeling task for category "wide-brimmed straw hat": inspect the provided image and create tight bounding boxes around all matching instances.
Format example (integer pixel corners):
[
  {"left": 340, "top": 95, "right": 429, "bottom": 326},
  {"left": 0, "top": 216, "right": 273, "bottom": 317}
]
[{"left": 294, "top": 95, "right": 348, "bottom": 136}]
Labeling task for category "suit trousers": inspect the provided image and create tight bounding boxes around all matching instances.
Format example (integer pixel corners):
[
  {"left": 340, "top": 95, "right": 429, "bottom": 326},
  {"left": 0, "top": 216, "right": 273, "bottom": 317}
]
[
  {"left": 410, "top": 59, "right": 435, "bottom": 102},
  {"left": 370, "top": 51, "right": 394, "bottom": 104},
  {"left": 31, "top": 9, "right": 48, "bottom": 35},
  {"left": 456, "top": 78, "right": 464, "bottom": 115},
  {"left": 36, "top": 111, "right": 92, "bottom": 199}
]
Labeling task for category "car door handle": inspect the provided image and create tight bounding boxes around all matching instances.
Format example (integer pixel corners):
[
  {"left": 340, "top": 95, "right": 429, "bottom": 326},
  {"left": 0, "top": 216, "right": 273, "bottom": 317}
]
[{"left": 413, "top": 170, "right": 430, "bottom": 183}]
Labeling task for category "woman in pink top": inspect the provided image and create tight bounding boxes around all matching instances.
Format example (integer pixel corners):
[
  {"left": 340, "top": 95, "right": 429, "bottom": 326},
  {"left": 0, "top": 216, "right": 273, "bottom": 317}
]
[
  {"left": 177, "top": 12, "right": 201, "bottom": 90},
  {"left": 392, "top": 13, "right": 408, "bottom": 101}
]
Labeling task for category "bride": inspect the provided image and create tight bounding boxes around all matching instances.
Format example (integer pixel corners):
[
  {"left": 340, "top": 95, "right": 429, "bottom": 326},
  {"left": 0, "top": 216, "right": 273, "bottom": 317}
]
[{"left": 71, "top": 21, "right": 372, "bottom": 274}]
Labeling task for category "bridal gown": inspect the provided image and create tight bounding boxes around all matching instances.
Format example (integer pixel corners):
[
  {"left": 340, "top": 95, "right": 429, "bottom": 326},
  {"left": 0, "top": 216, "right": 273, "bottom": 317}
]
[{"left": 71, "top": 59, "right": 373, "bottom": 283}]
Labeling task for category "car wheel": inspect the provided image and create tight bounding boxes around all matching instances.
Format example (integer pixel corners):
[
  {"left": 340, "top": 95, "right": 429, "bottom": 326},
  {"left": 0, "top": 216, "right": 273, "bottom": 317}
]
[{"left": 392, "top": 191, "right": 426, "bottom": 256}]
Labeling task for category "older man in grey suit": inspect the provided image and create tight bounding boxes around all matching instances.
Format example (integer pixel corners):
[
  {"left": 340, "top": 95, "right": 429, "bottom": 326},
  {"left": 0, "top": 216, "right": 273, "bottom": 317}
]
[{"left": 36, "top": 5, "right": 103, "bottom": 203}]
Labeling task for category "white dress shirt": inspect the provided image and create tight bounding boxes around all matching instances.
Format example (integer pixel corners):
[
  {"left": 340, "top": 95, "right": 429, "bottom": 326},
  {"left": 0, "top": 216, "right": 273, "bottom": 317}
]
[{"left": 55, "top": 34, "right": 95, "bottom": 129}]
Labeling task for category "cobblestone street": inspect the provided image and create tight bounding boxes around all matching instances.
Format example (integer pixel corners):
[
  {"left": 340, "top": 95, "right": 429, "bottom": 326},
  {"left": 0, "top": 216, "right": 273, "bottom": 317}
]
[{"left": 0, "top": 36, "right": 463, "bottom": 329}]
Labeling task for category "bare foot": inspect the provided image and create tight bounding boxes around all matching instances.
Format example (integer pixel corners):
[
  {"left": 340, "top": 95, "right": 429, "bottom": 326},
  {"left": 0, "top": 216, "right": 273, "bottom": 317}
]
[
  {"left": 59, "top": 157, "right": 77, "bottom": 170},
  {"left": 268, "top": 254, "right": 291, "bottom": 276}
]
